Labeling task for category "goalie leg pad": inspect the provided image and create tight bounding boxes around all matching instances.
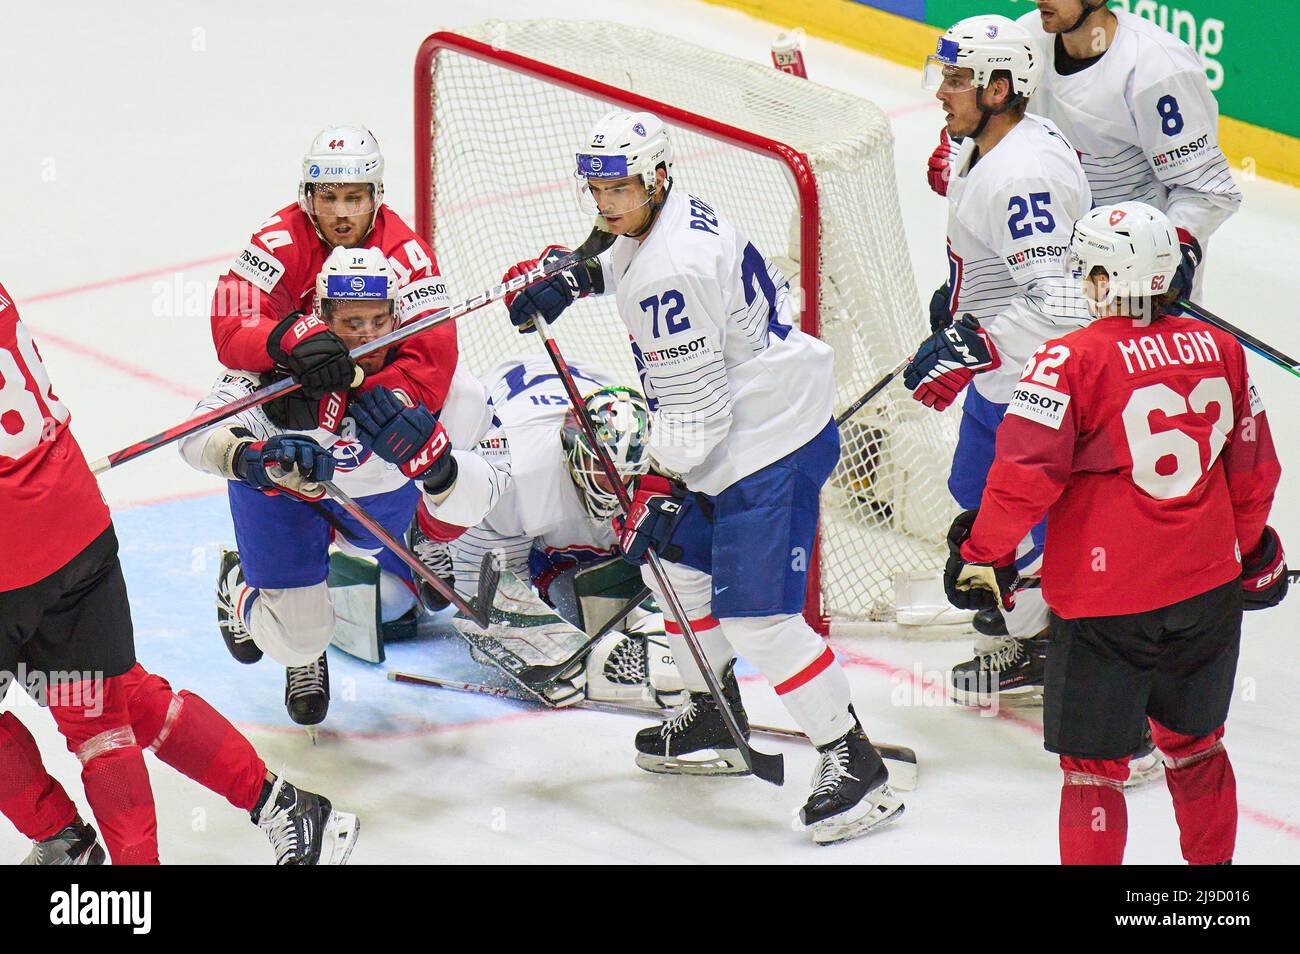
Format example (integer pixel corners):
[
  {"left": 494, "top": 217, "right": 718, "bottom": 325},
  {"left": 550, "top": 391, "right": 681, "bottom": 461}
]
[{"left": 453, "top": 569, "right": 592, "bottom": 707}]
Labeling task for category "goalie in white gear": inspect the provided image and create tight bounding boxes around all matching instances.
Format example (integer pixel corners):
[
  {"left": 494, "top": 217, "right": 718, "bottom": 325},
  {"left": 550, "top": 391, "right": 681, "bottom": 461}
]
[
  {"left": 439, "top": 355, "right": 683, "bottom": 708},
  {"left": 503, "top": 110, "right": 903, "bottom": 845},
  {"left": 907, "top": 14, "right": 1093, "bottom": 703}
]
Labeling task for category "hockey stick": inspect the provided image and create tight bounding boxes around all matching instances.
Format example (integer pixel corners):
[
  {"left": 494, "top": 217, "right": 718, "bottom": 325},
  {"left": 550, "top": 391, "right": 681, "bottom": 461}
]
[
  {"left": 321, "top": 480, "right": 500, "bottom": 628},
  {"left": 591, "top": 585, "right": 653, "bottom": 642},
  {"left": 835, "top": 359, "right": 908, "bottom": 427},
  {"left": 530, "top": 295, "right": 785, "bottom": 785},
  {"left": 387, "top": 670, "right": 919, "bottom": 791},
  {"left": 1176, "top": 298, "right": 1300, "bottom": 380},
  {"left": 87, "top": 235, "right": 616, "bottom": 476}
]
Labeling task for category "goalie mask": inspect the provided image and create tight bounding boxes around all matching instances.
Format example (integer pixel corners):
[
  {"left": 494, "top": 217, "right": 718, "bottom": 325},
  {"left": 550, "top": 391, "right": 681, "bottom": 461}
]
[
  {"left": 298, "top": 124, "right": 385, "bottom": 245},
  {"left": 315, "top": 246, "right": 398, "bottom": 373},
  {"left": 1066, "top": 202, "right": 1179, "bottom": 318},
  {"left": 561, "top": 387, "right": 652, "bottom": 520}
]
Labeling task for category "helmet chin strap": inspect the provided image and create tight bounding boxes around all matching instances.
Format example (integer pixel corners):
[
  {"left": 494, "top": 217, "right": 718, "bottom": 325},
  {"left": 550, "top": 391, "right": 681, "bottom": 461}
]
[
  {"left": 1063, "top": 0, "right": 1107, "bottom": 35},
  {"left": 969, "top": 86, "right": 1023, "bottom": 140},
  {"left": 623, "top": 176, "right": 673, "bottom": 240}
]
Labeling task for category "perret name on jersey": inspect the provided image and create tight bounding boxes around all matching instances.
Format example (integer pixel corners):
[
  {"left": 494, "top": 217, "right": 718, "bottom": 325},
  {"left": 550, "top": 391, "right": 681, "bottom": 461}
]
[{"left": 1116, "top": 328, "right": 1221, "bottom": 375}]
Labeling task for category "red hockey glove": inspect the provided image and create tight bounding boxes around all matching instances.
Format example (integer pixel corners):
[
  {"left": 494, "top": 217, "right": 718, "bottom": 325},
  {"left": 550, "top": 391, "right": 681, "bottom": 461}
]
[
  {"left": 927, "top": 128, "right": 957, "bottom": 197},
  {"left": 266, "top": 310, "right": 357, "bottom": 400}
]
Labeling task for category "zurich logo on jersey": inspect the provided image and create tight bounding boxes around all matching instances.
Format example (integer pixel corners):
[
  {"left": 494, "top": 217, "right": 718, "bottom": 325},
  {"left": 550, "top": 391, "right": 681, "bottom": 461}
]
[{"left": 309, "top": 164, "right": 321, "bottom": 178}]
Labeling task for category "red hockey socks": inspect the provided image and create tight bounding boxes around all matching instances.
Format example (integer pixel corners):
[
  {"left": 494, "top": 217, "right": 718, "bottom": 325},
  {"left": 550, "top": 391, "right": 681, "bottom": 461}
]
[
  {"left": 0, "top": 711, "right": 77, "bottom": 841},
  {"left": 48, "top": 677, "right": 159, "bottom": 865},
  {"left": 120, "top": 664, "right": 266, "bottom": 812},
  {"left": 1150, "top": 720, "right": 1236, "bottom": 864},
  {"left": 1059, "top": 756, "right": 1130, "bottom": 864}
]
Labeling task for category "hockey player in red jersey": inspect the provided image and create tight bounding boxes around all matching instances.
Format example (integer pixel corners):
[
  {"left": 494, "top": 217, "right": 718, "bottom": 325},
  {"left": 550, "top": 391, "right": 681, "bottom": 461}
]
[
  {"left": 210, "top": 124, "right": 457, "bottom": 414},
  {"left": 0, "top": 281, "right": 359, "bottom": 865},
  {"left": 944, "top": 202, "right": 1286, "bottom": 864}
]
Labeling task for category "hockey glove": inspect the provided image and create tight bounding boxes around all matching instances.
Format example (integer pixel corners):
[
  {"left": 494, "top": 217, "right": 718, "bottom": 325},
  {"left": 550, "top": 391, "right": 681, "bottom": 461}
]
[
  {"left": 614, "top": 475, "right": 687, "bottom": 564},
  {"left": 927, "top": 127, "right": 959, "bottom": 197},
  {"left": 503, "top": 245, "right": 596, "bottom": 333},
  {"left": 929, "top": 282, "right": 954, "bottom": 333},
  {"left": 943, "top": 510, "right": 1017, "bottom": 611},
  {"left": 351, "top": 385, "right": 456, "bottom": 491},
  {"left": 903, "top": 313, "right": 999, "bottom": 411},
  {"left": 1242, "top": 525, "right": 1289, "bottom": 610},
  {"left": 267, "top": 310, "right": 358, "bottom": 400},
  {"left": 234, "top": 434, "right": 336, "bottom": 502},
  {"left": 263, "top": 372, "right": 350, "bottom": 433},
  {"left": 1165, "top": 228, "right": 1203, "bottom": 302}
]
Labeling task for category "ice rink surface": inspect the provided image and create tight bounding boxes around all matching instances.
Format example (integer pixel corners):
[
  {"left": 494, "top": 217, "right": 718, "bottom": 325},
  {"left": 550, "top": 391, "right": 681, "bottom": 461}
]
[{"left": 1, "top": 0, "right": 1297, "bottom": 863}]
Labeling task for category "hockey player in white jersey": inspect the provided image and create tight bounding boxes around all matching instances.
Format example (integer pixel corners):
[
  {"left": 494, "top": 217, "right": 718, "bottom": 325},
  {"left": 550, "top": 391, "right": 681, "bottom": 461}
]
[
  {"left": 905, "top": 15, "right": 1092, "bottom": 700},
  {"left": 445, "top": 355, "right": 684, "bottom": 707},
  {"left": 929, "top": 2, "right": 1239, "bottom": 303},
  {"left": 182, "top": 247, "right": 509, "bottom": 725},
  {"left": 502, "top": 111, "right": 903, "bottom": 844}
]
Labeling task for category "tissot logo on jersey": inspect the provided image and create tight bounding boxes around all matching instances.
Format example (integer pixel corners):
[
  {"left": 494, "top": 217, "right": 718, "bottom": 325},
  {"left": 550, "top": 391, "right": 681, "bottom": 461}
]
[
  {"left": 1151, "top": 133, "right": 1211, "bottom": 168},
  {"left": 232, "top": 244, "right": 285, "bottom": 293},
  {"left": 639, "top": 335, "right": 712, "bottom": 364},
  {"left": 1005, "top": 245, "right": 1069, "bottom": 267},
  {"left": 1007, "top": 381, "right": 1071, "bottom": 429}
]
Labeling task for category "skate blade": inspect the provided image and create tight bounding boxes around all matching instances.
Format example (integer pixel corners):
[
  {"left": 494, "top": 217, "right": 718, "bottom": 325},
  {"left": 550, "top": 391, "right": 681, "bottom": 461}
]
[
  {"left": 949, "top": 684, "right": 1043, "bottom": 709},
  {"left": 320, "top": 811, "right": 360, "bottom": 866},
  {"left": 809, "top": 786, "right": 905, "bottom": 846},
  {"left": 1124, "top": 753, "right": 1165, "bottom": 789},
  {"left": 635, "top": 749, "right": 752, "bottom": 777}
]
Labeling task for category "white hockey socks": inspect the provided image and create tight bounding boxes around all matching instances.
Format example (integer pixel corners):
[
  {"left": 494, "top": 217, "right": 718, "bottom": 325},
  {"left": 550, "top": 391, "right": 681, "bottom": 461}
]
[{"left": 720, "top": 614, "right": 854, "bottom": 746}]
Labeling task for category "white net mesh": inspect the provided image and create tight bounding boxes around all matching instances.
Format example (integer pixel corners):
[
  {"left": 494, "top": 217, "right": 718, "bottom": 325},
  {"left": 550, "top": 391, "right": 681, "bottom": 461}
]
[{"left": 419, "top": 20, "right": 958, "bottom": 624}]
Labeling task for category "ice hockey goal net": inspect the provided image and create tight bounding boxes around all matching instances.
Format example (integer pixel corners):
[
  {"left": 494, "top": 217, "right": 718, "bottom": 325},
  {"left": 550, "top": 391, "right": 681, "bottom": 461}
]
[{"left": 414, "top": 20, "right": 958, "bottom": 632}]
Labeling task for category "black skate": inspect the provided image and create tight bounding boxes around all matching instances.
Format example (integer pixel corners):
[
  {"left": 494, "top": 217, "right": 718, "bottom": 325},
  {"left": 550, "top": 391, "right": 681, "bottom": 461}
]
[
  {"left": 972, "top": 606, "right": 1008, "bottom": 637},
  {"left": 634, "top": 661, "right": 750, "bottom": 776},
  {"left": 800, "top": 713, "right": 904, "bottom": 845},
  {"left": 408, "top": 520, "right": 453, "bottom": 612},
  {"left": 285, "top": 653, "right": 330, "bottom": 726},
  {"left": 217, "top": 548, "right": 263, "bottom": 664},
  {"left": 951, "top": 633, "right": 1047, "bottom": 705},
  {"left": 20, "top": 818, "right": 106, "bottom": 865},
  {"left": 251, "top": 776, "right": 359, "bottom": 865}
]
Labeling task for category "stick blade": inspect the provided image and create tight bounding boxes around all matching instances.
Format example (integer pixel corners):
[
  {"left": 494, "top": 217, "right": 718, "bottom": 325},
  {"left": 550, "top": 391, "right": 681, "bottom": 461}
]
[
  {"left": 470, "top": 550, "right": 502, "bottom": 629},
  {"left": 747, "top": 748, "right": 785, "bottom": 786}
]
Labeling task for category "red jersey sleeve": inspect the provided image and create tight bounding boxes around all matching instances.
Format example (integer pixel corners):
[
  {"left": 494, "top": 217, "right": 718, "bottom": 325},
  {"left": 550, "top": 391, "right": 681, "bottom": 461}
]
[
  {"left": 1219, "top": 337, "right": 1281, "bottom": 557},
  {"left": 363, "top": 209, "right": 458, "bottom": 411},
  {"left": 963, "top": 341, "right": 1080, "bottom": 564},
  {"left": 210, "top": 204, "right": 313, "bottom": 371}
]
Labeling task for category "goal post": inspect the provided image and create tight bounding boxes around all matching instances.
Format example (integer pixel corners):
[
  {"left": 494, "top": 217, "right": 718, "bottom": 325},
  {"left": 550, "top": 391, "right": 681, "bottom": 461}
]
[{"left": 413, "top": 20, "right": 958, "bottom": 633}]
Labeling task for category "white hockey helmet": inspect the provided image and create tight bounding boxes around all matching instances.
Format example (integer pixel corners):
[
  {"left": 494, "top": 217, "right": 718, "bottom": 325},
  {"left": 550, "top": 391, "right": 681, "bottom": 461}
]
[
  {"left": 923, "top": 15, "right": 1042, "bottom": 104},
  {"left": 561, "top": 386, "right": 652, "bottom": 520},
  {"left": 1067, "top": 202, "right": 1180, "bottom": 314},
  {"left": 315, "top": 245, "right": 397, "bottom": 314},
  {"left": 298, "top": 125, "right": 385, "bottom": 237},
  {"left": 574, "top": 111, "right": 673, "bottom": 219}
]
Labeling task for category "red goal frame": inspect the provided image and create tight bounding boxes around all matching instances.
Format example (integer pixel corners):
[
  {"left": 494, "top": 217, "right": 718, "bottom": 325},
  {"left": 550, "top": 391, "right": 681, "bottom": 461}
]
[{"left": 413, "top": 31, "right": 833, "bottom": 634}]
